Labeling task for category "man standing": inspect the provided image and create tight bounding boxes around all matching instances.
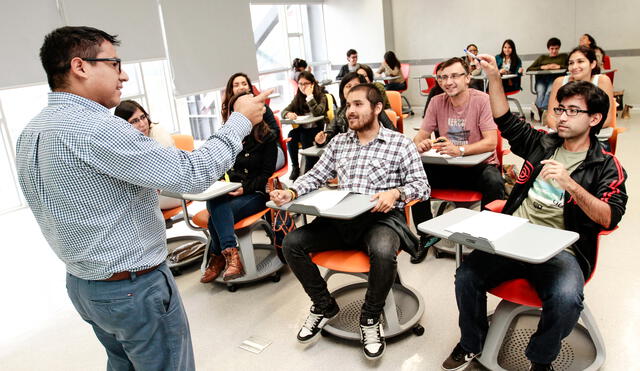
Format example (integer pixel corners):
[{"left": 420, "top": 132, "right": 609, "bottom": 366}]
[
  {"left": 270, "top": 84, "right": 429, "bottom": 360},
  {"left": 442, "top": 55, "right": 627, "bottom": 371},
  {"left": 16, "top": 26, "right": 270, "bottom": 370},
  {"left": 336, "top": 49, "right": 359, "bottom": 80},
  {"left": 527, "top": 37, "right": 569, "bottom": 122},
  {"left": 411, "top": 57, "right": 505, "bottom": 263}
]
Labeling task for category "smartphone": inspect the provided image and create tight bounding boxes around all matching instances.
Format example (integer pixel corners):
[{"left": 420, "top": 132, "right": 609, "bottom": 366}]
[
  {"left": 463, "top": 48, "right": 482, "bottom": 63},
  {"left": 432, "top": 138, "right": 447, "bottom": 144}
]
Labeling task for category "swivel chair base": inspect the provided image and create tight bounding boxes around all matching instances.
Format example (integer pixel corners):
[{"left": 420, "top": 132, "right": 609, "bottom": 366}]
[{"left": 478, "top": 301, "right": 604, "bottom": 371}]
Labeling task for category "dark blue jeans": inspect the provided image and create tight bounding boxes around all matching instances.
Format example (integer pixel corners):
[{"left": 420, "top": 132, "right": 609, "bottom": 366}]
[
  {"left": 287, "top": 126, "right": 322, "bottom": 169},
  {"left": 282, "top": 216, "right": 399, "bottom": 318},
  {"left": 384, "top": 81, "right": 407, "bottom": 91},
  {"left": 455, "top": 250, "right": 585, "bottom": 364},
  {"left": 66, "top": 263, "right": 195, "bottom": 370},
  {"left": 535, "top": 75, "right": 556, "bottom": 110},
  {"left": 206, "top": 192, "right": 267, "bottom": 255}
]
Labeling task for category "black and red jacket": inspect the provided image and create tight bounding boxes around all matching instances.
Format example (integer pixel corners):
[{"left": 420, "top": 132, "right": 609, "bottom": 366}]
[{"left": 495, "top": 112, "right": 628, "bottom": 279}]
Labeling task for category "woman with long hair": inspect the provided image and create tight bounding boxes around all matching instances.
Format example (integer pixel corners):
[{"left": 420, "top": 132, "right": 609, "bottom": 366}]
[
  {"left": 495, "top": 39, "right": 523, "bottom": 93},
  {"left": 376, "top": 51, "right": 406, "bottom": 91},
  {"left": 201, "top": 91, "right": 278, "bottom": 283},
  {"left": 579, "top": 33, "right": 606, "bottom": 69},
  {"left": 281, "top": 70, "right": 328, "bottom": 180},
  {"left": 546, "top": 46, "right": 615, "bottom": 130}
]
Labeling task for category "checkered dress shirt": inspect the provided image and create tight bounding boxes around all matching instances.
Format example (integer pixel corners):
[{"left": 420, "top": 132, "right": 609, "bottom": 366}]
[
  {"left": 292, "top": 125, "right": 430, "bottom": 207},
  {"left": 16, "top": 92, "right": 250, "bottom": 280}
]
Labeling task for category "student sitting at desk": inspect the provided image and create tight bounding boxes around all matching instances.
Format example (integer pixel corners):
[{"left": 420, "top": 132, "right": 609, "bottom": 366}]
[
  {"left": 496, "top": 39, "right": 523, "bottom": 93},
  {"left": 376, "top": 51, "right": 406, "bottom": 91},
  {"left": 335, "top": 48, "right": 360, "bottom": 80},
  {"left": 270, "top": 84, "right": 429, "bottom": 360},
  {"left": 441, "top": 55, "right": 627, "bottom": 371},
  {"left": 201, "top": 92, "right": 278, "bottom": 283},
  {"left": 526, "top": 37, "right": 568, "bottom": 122},
  {"left": 282, "top": 71, "right": 329, "bottom": 180},
  {"left": 314, "top": 72, "right": 395, "bottom": 147},
  {"left": 356, "top": 64, "right": 391, "bottom": 109},
  {"left": 412, "top": 57, "right": 505, "bottom": 263}
]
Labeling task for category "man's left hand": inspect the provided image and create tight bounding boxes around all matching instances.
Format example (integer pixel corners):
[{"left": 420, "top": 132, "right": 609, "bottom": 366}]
[
  {"left": 540, "top": 159, "right": 574, "bottom": 190},
  {"left": 433, "top": 138, "right": 462, "bottom": 157},
  {"left": 228, "top": 187, "right": 244, "bottom": 197},
  {"left": 370, "top": 189, "right": 400, "bottom": 213}
]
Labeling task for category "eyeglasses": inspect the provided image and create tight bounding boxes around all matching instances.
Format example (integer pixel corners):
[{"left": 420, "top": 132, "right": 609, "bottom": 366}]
[
  {"left": 83, "top": 58, "right": 122, "bottom": 73},
  {"left": 436, "top": 73, "right": 467, "bottom": 82},
  {"left": 129, "top": 114, "right": 149, "bottom": 125},
  {"left": 298, "top": 82, "right": 313, "bottom": 87},
  {"left": 552, "top": 107, "right": 590, "bottom": 116}
]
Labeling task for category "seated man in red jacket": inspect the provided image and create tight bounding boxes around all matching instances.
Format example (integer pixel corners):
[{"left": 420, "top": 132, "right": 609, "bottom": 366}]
[{"left": 442, "top": 55, "right": 628, "bottom": 371}]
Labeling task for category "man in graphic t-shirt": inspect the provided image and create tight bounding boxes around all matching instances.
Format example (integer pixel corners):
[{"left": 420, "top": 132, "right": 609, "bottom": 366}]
[{"left": 410, "top": 57, "right": 505, "bottom": 262}]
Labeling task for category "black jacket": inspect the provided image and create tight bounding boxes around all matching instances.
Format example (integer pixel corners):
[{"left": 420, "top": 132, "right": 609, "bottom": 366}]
[
  {"left": 496, "top": 112, "right": 627, "bottom": 279},
  {"left": 228, "top": 131, "right": 277, "bottom": 194}
]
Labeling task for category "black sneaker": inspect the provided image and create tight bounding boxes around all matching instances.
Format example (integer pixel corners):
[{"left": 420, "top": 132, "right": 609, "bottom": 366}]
[
  {"left": 442, "top": 343, "right": 480, "bottom": 371},
  {"left": 289, "top": 167, "right": 300, "bottom": 181},
  {"left": 359, "top": 317, "right": 385, "bottom": 360},
  {"left": 410, "top": 234, "right": 440, "bottom": 264},
  {"left": 529, "top": 362, "right": 554, "bottom": 371},
  {"left": 296, "top": 301, "right": 339, "bottom": 343}
]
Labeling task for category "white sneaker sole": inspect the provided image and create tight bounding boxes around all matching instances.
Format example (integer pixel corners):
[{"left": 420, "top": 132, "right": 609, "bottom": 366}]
[{"left": 297, "top": 311, "right": 339, "bottom": 344}]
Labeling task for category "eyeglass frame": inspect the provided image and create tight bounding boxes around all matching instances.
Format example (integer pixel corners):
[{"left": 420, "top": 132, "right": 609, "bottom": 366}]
[
  {"left": 129, "top": 113, "right": 150, "bottom": 125},
  {"left": 82, "top": 58, "right": 122, "bottom": 73},
  {"left": 552, "top": 107, "right": 590, "bottom": 116},
  {"left": 435, "top": 72, "right": 468, "bottom": 82}
]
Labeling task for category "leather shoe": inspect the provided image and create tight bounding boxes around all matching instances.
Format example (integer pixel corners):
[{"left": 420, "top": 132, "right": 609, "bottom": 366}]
[
  {"left": 200, "top": 254, "right": 225, "bottom": 283},
  {"left": 222, "top": 247, "right": 245, "bottom": 281}
]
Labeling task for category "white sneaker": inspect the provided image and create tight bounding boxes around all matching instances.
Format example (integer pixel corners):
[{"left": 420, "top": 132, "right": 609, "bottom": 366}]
[{"left": 359, "top": 318, "right": 385, "bottom": 360}]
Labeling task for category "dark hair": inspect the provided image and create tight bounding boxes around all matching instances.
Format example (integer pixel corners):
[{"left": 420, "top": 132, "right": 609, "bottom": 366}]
[
  {"left": 356, "top": 64, "right": 374, "bottom": 82},
  {"left": 347, "top": 49, "right": 357, "bottom": 57},
  {"left": 383, "top": 51, "right": 401, "bottom": 70},
  {"left": 338, "top": 72, "right": 367, "bottom": 107},
  {"left": 289, "top": 71, "right": 324, "bottom": 115},
  {"left": 228, "top": 91, "right": 271, "bottom": 143},
  {"left": 582, "top": 34, "right": 597, "bottom": 48},
  {"left": 466, "top": 43, "right": 478, "bottom": 50},
  {"left": 222, "top": 73, "right": 254, "bottom": 122},
  {"left": 568, "top": 46, "right": 601, "bottom": 75},
  {"left": 114, "top": 100, "right": 151, "bottom": 124},
  {"left": 435, "top": 62, "right": 445, "bottom": 74},
  {"left": 547, "top": 37, "right": 561, "bottom": 48},
  {"left": 499, "top": 39, "right": 521, "bottom": 74},
  {"left": 40, "top": 26, "right": 120, "bottom": 90},
  {"left": 348, "top": 83, "right": 383, "bottom": 108},
  {"left": 439, "top": 57, "right": 470, "bottom": 74},
  {"left": 556, "top": 80, "right": 609, "bottom": 137},
  {"left": 291, "top": 58, "right": 308, "bottom": 70}
]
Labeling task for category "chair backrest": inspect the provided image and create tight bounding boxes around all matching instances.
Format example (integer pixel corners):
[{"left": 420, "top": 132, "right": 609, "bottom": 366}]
[
  {"left": 172, "top": 134, "right": 194, "bottom": 152},
  {"left": 385, "top": 90, "right": 403, "bottom": 131},
  {"left": 608, "top": 127, "right": 620, "bottom": 155},
  {"left": 252, "top": 85, "right": 271, "bottom": 107},
  {"left": 423, "top": 63, "right": 441, "bottom": 94},
  {"left": 384, "top": 109, "right": 398, "bottom": 128},
  {"left": 273, "top": 116, "right": 289, "bottom": 175},
  {"left": 400, "top": 63, "right": 410, "bottom": 90},
  {"left": 602, "top": 55, "right": 615, "bottom": 84},
  {"left": 495, "top": 131, "right": 504, "bottom": 169}
]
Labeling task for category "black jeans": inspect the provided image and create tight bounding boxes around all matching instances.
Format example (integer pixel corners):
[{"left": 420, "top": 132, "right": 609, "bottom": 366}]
[
  {"left": 456, "top": 250, "right": 585, "bottom": 364},
  {"left": 287, "top": 126, "right": 321, "bottom": 169},
  {"left": 412, "top": 163, "right": 505, "bottom": 228},
  {"left": 282, "top": 215, "right": 399, "bottom": 318}
]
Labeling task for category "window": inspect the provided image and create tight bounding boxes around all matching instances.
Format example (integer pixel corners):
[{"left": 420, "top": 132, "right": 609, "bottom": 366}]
[{"left": 0, "top": 105, "right": 23, "bottom": 214}]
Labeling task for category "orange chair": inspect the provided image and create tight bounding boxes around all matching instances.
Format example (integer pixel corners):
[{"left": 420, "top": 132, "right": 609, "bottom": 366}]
[
  {"left": 602, "top": 55, "right": 616, "bottom": 84},
  {"left": 477, "top": 200, "right": 611, "bottom": 370},
  {"left": 397, "top": 63, "right": 414, "bottom": 116},
  {"left": 505, "top": 89, "right": 525, "bottom": 118},
  {"left": 386, "top": 91, "right": 404, "bottom": 133},
  {"left": 308, "top": 201, "right": 425, "bottom": 340},
  {"left": 252, "top": 85, "right": 271, "bottom": 107},
  {"left": 384, "top": 109, "right": 398, "bottom": 129},
  {"left": 164, "top": 134, "right": 196, "bottom": 226}
]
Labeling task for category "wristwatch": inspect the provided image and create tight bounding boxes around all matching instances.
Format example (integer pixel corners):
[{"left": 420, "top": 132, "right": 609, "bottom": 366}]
[
  {"left": 458, "top": 146, "right": 466, "bottom": 157},
  {"left": 396, "top": 187, "right": 407, "bottom": 201}
]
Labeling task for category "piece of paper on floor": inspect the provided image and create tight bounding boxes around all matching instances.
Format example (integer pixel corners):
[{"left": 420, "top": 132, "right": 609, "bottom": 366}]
[{"left": 239, "top": 336, "right": 273, "bottom": 354}]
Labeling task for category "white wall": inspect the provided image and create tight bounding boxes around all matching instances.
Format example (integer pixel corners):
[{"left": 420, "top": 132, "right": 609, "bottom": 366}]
[{"left": 391, "top": 0, "right": 640, "bottom": 109}]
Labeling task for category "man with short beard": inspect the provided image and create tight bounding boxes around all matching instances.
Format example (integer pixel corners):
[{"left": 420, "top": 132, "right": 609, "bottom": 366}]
[
  {"left": 410, "top": 57, "right": 505, "bottom": 263},
  {"left": 270, "top": 84, "right": 429, "bottom": 360}
]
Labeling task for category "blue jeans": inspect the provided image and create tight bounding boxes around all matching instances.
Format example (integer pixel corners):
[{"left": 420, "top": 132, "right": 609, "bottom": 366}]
[
  {"left": 455, "top": 250, "right": 585, "bottom": 364},
  {"left": 66, "top": 263, "right": 195, "bottom": 371},
  {"left": 206, "top": 192, "right": 267, "bottom": 255},
  {"left": 283, "top": 216, "right": 399, "bottom": 318},
  {"left": 535, "top": 75, "right": 555, "bottom": 109}
]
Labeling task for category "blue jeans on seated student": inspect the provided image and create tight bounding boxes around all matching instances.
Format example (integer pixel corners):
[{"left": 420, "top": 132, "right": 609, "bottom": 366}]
[
  {"left": 385, "top": 81, "right": 407, "bottom": 91},
  {"left": 206, "top": 192, "right": 268, "bottom": 254},
  {"left": 535, "top": 75, "right": 556, "bottom": 110},
  {"left": 66, "top": 263, "right": 195, "bottom": 371},
  {"left": 455, "top": 250, "right": 585, "bottom": 365},
  {"left": 283, "top": 216, "right": 399, "bottom": 318}
]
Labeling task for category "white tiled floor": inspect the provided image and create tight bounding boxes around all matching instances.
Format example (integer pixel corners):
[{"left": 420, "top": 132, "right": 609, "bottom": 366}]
[{"left": 1, "top": 110, "right": 637, "bottom": 370}]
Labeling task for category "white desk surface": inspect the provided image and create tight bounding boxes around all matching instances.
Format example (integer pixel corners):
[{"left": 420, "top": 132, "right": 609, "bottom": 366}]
[
  {"left": 300, "top": 145, "right": 325, "bottom": 158},
  {"left": 417, "top": 208, "right": 579, "bottom": 264},
  {"left": 472, "top": 74, "right": 518, "bottom": 80},
  {"left": 281, "top": 115, "right": 324, "bottom": 125},
  {"left": 421, "top": 151, "right": 491, "bottom": 167},
  {"left": 375, "top": 75, "right": 400, "bottom": 81},
  {"left": 525, "top": 69, "right": 567, "bottom": 75},
  {"left": 266, "top": 190, "right": 376, "bottom": 220},
  {"left": 596, "top": 126, "right": 614, "bottom": 141},
  {"left": 161, "top": 181, "right": 242, "bottom": 201}
]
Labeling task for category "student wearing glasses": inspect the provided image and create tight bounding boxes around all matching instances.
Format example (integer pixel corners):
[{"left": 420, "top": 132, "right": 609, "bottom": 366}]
[
  {"left": 411, "top": 57, "right": 505, "bottom": 263},
  {"left": 462, "top": 43, "right": 485, "bottom": 91},
  {"left": 281, "top": 71, "right": 329, "bottom": 180},
  {"left": 335, "top": 49, "right": 360, "bottom": 80}
]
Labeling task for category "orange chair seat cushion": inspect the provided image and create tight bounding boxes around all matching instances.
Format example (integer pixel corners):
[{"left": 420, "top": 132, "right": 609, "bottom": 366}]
[
  {"left": 489, "top": 278, "right": 542, "bottom": 307},
  {"left": 430, "top": 189, "right": 482, "bottom": 203},
  {"left": 192, "top": 208, "right": 270, "bottom": 230},
  {"left": 311, "top": 250, "right": 371, "bottom": 273},
  {"left": 505, "top": 89, "right": 522, "bottom": 96},
  {"left": 162, "top": 200, "right": 192, "bottom": 220}
]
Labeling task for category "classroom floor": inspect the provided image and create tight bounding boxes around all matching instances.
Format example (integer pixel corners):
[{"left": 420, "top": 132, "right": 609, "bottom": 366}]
[{"left": 1, "top": 108, "right": 637, "bottom": 371}]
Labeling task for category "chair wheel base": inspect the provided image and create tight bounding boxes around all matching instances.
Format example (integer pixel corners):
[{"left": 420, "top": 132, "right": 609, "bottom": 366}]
[
  {"left": 412, "top": 324, "right": 425, "bottom": 336},
  {"left": 227, "top": 284, "right": 237, "bottom": 292}
]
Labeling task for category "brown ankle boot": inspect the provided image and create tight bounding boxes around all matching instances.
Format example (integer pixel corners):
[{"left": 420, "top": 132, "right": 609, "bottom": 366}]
[
  {"left": 222, "top": 247, "right": 245, "bottom": 281},
  {"left": 200, "top": 254, "right": 225, "bottom": 283}
]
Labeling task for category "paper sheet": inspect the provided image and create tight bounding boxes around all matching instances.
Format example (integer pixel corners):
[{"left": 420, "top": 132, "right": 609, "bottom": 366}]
[
  {"left": 206, "top": 181, "right": 231, "bottom": 192},
  {"left": 423, "top": 148, "right": 452, "bottom": 158},
  {"left": 296, "top": 190, "right": 350, "bottom": 211},
  {"left": 295, "top": 115, "right": 311, "bottom": 121},
  {"left": 445, "top": 210, "right": 529, "bottom": 242}
]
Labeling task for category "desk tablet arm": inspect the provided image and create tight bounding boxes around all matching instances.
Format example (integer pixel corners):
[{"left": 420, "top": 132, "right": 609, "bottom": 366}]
[
  {"left": 287, "top": 203, "right": 321, "bottom": 216},
  {"left": 281, "top": 119, "right": 295, "bottom": 125},
  {"left": 448, "top": 232, "right": 496, "bottom": 254}
]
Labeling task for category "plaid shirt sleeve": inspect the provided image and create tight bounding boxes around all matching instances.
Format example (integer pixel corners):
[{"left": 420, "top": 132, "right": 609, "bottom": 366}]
[
  {"left": 290, "top": 139, "right": 338, "bottom": 196},
  {"left": 398, "top": 137, "right": 430, "bottom": 202}
]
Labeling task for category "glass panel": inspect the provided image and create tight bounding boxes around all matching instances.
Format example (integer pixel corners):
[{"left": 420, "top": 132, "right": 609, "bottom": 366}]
[
  {"left": 121, "top": 63, "right": 143, "bottom": 99},
  {"left": 0, "top": 84, "right": 49, "bottom": 146},
  {"left": 141, "top": 60, "right": 178, "bottom": 133},
  {"left": 285, "top": 5, "right": 302, "bottom": 34},
  {"left": 288, "top": 36, "right": 304, "bottom": 62},
  {"left": 0, "top": 124, "right": 22, "bottom": 213},
  {"left": 251, "top": 5, "right": 289, "bottom": 71}
]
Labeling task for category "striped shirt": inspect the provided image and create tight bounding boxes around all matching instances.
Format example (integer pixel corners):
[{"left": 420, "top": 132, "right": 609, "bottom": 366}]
[
  {"left": 292, "top": 125, "right": 430, "bottom": 207},
  {"left": 16, "top": 92, "right": 250, "bottom": 280}
]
